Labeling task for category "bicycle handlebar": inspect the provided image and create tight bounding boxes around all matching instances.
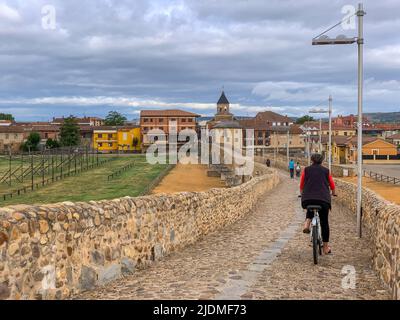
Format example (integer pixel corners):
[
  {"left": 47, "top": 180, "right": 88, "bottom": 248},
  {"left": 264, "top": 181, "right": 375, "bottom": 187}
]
[{"left": 298, "top": 194, "right": 337, "bottom": 198}]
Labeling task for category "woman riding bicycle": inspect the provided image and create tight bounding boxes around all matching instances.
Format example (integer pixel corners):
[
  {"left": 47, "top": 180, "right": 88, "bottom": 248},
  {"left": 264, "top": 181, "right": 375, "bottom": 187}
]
[{"left": 300, "top": 153, "right": 336, "bottom": 255}]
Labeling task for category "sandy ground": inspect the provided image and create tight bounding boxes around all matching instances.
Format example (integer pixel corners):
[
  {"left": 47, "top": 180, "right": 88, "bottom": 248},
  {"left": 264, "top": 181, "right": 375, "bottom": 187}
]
[
  {"left": 341, "top": 176, "right": 400, "bottom": 205},
  {"left": 152, "top": 163, "right": 225, "bottom": 194}
]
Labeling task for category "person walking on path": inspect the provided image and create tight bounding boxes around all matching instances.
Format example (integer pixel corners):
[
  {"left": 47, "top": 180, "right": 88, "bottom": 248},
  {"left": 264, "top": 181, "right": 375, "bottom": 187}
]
[
  {"left": 266, "top": 159, "right": 271, "bottom": 167},
  {"left": 295, "top": 162, "right": 301, "bottom": 178},
  {"left": 300, "top": 153, "right": 336, "bottom": 255},
  {"left": 288, "top": 159, "right": 295, "bottom": 179}
]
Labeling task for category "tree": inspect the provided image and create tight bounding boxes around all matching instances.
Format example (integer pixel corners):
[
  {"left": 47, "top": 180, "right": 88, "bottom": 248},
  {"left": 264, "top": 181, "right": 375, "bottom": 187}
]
[
  {"left": 59, "top": 116, "right": 80, "bottom": 146},
  {"left": 45, "top": 138, "right": 60, "bottom": 149},
  {"left": 105, "top": 111, "right": 127, "bottom": 126},
  {"left": 0, "top": 113, "right": 14, "bottom": 121},
  {"left": 132, "top": 137, "right": 139, "bottom": 151},
  {"left": 22, "top": 132, "right": 41, "bottom": 152},
  {"left": 296, "top": 115, "right": 315, "bottom": 125}
]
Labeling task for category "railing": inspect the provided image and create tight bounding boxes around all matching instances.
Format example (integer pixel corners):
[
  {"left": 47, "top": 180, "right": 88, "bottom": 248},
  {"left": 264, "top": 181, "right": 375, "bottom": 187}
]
[
  {"left": 362, "top": 154, "right": 400, "bottom": 160},
  {"left": 363, "top": 170, "right": 400, "bottom": 185},
  {"left": 107, "top": 162, "right": 135, "bottom": 180}
]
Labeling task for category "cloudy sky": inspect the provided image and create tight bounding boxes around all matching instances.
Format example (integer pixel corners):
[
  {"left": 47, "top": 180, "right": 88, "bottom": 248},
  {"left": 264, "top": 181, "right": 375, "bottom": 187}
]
[{"left": 0, "top": 0, "right": 399, "bottom": 121}]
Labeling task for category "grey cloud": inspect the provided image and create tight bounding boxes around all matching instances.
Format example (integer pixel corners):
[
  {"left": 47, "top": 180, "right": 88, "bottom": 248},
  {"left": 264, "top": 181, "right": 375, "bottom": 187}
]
[{"left": 0, "top": 0, "right": 399, "bottom": 121}]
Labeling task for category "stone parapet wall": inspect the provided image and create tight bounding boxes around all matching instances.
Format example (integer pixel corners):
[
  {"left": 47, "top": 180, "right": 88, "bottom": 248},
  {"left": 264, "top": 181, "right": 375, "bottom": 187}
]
[
  {"left": 0, "top": 164, "right": 279, "bottom": 300},
  {"left": 333, "top": 179, "right": 400, "bottom": 300}
]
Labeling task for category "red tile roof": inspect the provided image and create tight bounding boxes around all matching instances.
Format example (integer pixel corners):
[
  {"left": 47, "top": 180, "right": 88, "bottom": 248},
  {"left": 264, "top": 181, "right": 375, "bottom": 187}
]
[{"left": 140, "top": 110, "right": 200, "bottom": 117}]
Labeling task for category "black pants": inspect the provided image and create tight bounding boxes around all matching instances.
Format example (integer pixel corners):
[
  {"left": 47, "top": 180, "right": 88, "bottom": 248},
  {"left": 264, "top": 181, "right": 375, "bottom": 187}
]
[
  {"left": 290, "top": 168, "right": 294, "bottom": 178},
  {"left": 302, "top": 199, "right": 330, "bottom": 242}
]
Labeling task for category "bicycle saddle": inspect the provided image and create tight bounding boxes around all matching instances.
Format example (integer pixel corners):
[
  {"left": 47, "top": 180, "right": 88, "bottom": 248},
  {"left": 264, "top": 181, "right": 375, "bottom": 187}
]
[{"left": 306, "top": 205, "right": 322, "bottom": 211}]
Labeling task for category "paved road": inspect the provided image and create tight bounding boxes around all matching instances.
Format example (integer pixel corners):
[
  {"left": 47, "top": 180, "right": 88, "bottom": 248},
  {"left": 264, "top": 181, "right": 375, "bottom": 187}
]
[
  {"left": 75, "top": 172, "right": 390, "bottom": 300},
  {"left": 363, "top": 164, "right": 400, "bottom": 178}
]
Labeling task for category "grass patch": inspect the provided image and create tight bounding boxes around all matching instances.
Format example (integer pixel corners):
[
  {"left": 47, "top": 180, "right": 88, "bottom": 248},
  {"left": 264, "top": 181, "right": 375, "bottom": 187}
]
[{"left": 0, "top": 155, "right": 168, "bottom": 207}]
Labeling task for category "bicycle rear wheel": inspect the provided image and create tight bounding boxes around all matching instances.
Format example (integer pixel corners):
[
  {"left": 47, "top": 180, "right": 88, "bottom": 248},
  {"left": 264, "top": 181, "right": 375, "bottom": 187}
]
[{"left": 312, "top": 226, "right": 318, "bottom": 264}]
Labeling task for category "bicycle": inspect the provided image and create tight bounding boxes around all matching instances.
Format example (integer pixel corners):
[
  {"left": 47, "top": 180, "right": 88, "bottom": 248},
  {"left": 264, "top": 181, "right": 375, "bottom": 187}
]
[
  {"left": 307, "top": 204, "right": 323, "bottom": 264},
  {"left": 298, "top": 194, "right": 336, "bottom": 265}
]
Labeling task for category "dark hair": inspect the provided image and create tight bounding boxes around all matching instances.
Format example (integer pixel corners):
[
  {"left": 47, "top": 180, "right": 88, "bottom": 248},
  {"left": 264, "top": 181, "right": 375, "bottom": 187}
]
[{"left": 311, "top": 153, "right": 324, "bottom": 164}]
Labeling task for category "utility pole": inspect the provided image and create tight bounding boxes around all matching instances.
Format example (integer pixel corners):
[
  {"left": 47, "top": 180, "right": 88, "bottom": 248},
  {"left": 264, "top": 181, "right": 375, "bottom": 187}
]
[
  {"left": 328, "top": 95, "right": 333, "bottom": 172},
  {"left": 307, "top": 131, "right": 311, "bottom": 166},
  {"left": 274, "top": 131, "right": 277, "bottom": 165},
  {"left": 356, "top": 3, "right": 365, "bottom": 238},
  {"left": 319, "top": 118, "right": 322, "bottom": 153},
  {"left": 286, "top": 129, "right": 290, "bottom": 163}
]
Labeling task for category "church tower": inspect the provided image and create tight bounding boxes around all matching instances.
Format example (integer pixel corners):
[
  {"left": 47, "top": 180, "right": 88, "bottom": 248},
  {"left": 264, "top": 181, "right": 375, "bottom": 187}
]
[{"left": 215, "top": 91, "right": 234, "bottom": 122}]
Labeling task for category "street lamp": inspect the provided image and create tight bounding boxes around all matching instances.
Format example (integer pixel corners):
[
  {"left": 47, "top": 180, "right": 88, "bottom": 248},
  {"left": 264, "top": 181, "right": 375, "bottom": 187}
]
[
  {"left": 309, "top": 95, "right": 333, "bottom": 172},
  {"left": 312, "top": 3, "right": 365, "bottom": 238}
]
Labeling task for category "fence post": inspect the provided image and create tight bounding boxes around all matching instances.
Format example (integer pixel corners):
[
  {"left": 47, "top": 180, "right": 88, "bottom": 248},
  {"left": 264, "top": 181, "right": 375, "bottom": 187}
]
[
  {"left": 42, "top": 152, "right": 45, "bottom": 186},
  {"left": 31, "top": 154, "right": 34, "bottom": 191}
]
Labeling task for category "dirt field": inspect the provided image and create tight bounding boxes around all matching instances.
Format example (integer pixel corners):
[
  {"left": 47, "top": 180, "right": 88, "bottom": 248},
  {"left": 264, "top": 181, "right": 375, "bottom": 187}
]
[
  {"left": 152, "top": 164, "right": 225, "bottom": 194},
  {"left": 341, "top": 176, "right": 400, "bottom": 205}
]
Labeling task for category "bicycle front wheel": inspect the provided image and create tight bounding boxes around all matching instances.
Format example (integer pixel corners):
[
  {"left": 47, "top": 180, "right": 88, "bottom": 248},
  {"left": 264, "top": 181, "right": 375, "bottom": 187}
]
[{"left": 312, "top": 226, "right": 318, "bottom": 265}]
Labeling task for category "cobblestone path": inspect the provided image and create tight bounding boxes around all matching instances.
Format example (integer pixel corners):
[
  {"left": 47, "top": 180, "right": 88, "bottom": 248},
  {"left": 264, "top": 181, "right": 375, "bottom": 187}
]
[{"left": 76, "top": 173, "right": 390, "bottom": 300}]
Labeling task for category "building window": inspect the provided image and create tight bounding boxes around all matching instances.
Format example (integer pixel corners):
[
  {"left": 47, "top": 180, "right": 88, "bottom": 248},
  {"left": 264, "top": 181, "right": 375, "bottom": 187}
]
[
  {"left": 188, "top": 118, "right": 193, "bottom": 122},
  {"left": 98, "top": 134, "right": 103, "bottom": 138},
  {"left": 344, "top": 132, "right": 347, "bottom": 136},
  {"left": 98, "top": 143, "right": 102, "bottom": 147},
  {"left": 144, "top": 118, "right": 149, "bottom": 123},
  {"left": 45, "top": 133, "right": 49, "bottom": 139},
  {"left": 108, "top": 143, "right": 113, "bottom": 147},
  {"left": 108, "top": 134, "right": 113, "bottom": 139},
  {"left": 182, "top": 118, "right": 186, "bottom": 123},
  {"left": 5, "top": 134, "right": 9, "bottom": 139},
  {"left": 159, "top": 118, "right": 164, "bottom": 123},
  {"left": 372, "top": 149, "right": 379, "bottom": 155}
]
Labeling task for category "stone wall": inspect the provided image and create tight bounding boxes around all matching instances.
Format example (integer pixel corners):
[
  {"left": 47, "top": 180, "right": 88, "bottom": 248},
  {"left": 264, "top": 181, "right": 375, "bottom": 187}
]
[
  {"left": 0, "top": 163, "right": 279, "bottom": 300},
  {"left": 333, "top": 179, "right": 400, "bottom": 300}
]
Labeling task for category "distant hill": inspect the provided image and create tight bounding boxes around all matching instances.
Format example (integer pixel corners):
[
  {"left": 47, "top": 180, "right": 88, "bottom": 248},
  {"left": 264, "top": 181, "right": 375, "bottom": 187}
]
[{"left": 364, "top": 112, "right": 400, "bottom": 123}]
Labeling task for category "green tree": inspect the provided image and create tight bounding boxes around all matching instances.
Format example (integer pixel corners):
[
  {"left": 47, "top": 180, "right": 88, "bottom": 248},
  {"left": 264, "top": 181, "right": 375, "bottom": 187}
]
[
  {"left": 22, "top": 132, "right": 41, "bottom": 152},
  {"left": 0, "top": 113, "right": 14, "bottom": 121},
  {"left": 296, "top": 115, "right": 315, "bottom": 124},
  {"left": 104, "top": 111, "right": 127, "bottom": 126},
  {"left": 59, "top": 116, "right": 80, "bottom": 146},
  {"left": 45, "top": 138, "right": 60, "bottom": 149}
]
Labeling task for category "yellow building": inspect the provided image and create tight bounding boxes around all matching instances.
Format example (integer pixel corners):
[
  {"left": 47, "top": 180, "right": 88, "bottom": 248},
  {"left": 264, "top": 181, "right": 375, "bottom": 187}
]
[
  {"left": 93, "top": 128, "right": 118, "bottom": 153},
  {"left": 117, "top": 127, "right": 141, "bottom": 152},
  {"left": 347, "top": 137, "right": 399, "bottom": 164},
  {"left": 93, "top": 126, "right": 141, "bottom": 153},
  {"left": 321, "top": 126, "right": 356, "bottom": 137}
]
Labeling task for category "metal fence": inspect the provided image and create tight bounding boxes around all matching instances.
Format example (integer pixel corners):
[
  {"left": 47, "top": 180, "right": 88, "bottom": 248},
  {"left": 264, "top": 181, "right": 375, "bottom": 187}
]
[
  {"left": 0, "top": 147, "right": 112, "bottom": 202},
  {"left": 107, "top": 162, "right": 135, "bottom": 180},
  {"left": 363, "top": 170, "right": 400, "bottom": 185}
]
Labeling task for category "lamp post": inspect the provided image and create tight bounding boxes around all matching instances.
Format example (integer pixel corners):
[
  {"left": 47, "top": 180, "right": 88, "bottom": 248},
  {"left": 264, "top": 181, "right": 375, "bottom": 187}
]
[
  {"left": 286, "top": 129, "right": 290, "bottom": 163},
  {"left": 309, "top": 95, "right": 333, "bottom": 172},
  {"left": 312, "top": 3, "right": 365, "bottom": 238}
]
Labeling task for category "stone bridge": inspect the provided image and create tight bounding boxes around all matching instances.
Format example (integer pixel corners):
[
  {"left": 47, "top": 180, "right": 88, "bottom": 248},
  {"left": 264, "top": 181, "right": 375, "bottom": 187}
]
[
  {"left": 74, "top": 172, "right": 391, "bottom": 300},
  {"left": 0, "top": 164, "right": 398, "bottom": 300}
]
